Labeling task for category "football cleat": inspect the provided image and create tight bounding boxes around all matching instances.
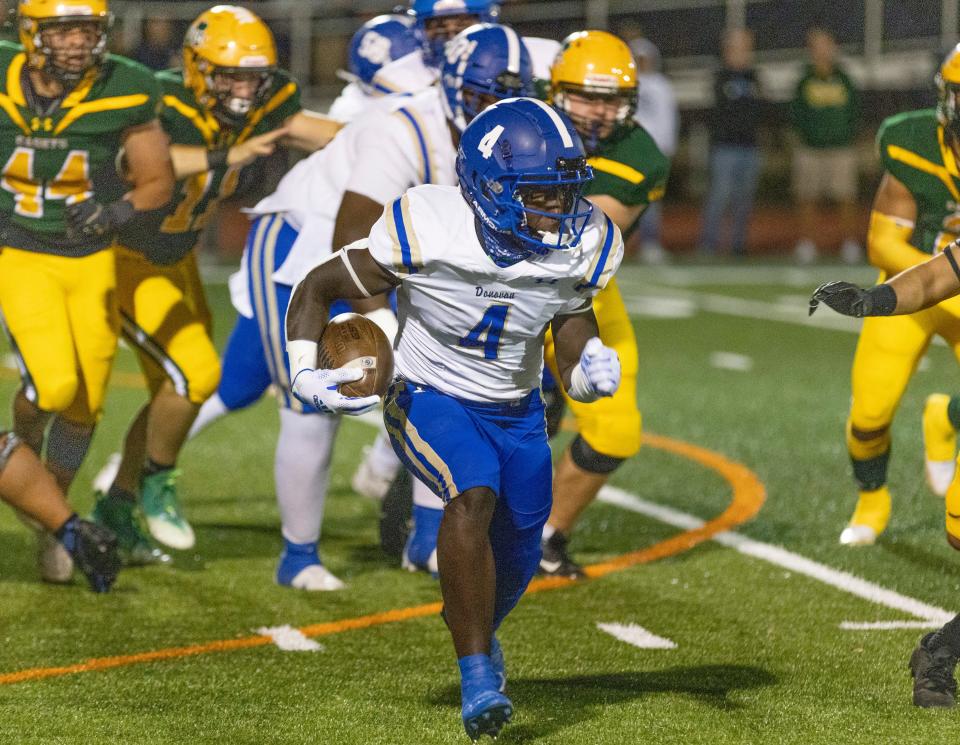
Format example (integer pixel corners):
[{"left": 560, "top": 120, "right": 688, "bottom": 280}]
[
  {"left": 56, "top": 515, "right": 121, "bottom": 593},
  {"left": 539, "top": 531, "right": 586, "bottom": 579},
  {"left": 276, "top": 539, "right": 345, "bottom": 591},
  {"left": 90, "top": 491, "right": 171, "bottom": 566},
  {"left": 462, "top": 690, "right": 513, "bottom": 741},
  {"left": 141, "top": 469, "right": 195, "bottom": 550},
  {"left": 490, "top": 635, "right": 506, "bottom": 694},
  {"left": 839, "top": 486, "right": 891, "bottom": 546},
  {"left": 910, "top": 632, "right": 958, "bottom": 708},
  {"left": 923, "top": 394, "right": 957, "bottom": 497}
]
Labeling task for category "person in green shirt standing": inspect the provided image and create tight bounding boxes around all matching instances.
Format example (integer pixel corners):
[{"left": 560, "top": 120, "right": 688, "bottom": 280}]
[{"left": 790, "top": 27, "right": 862, "bottom": 263}]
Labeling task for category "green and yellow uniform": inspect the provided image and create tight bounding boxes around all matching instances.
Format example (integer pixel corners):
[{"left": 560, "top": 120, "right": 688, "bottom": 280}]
[
  {"left": 848, "top": 109, "right": 960, "bottom": 490},
  {"left": 545, "top": 123, "right": 670, "bottom": 459},
  {"left": 0, "top": 41, "right": 160, "bottom": 422},
  {"left": 111, "top": 68, "right": 301, "bottom": 405}
]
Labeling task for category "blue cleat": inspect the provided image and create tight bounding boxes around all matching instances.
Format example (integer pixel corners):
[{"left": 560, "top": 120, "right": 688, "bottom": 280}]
[
  {"left": 401, "top": 505, "right": 442, "bottom": 577},
  {"left": 459, "top": 653, "right": 513, "bottom": 740},
  {"left": 490, "top": 635, "right": 506, "bottom": 693},
  {"left": 276, "top": 539, "right": 345, "bottom": 591}
]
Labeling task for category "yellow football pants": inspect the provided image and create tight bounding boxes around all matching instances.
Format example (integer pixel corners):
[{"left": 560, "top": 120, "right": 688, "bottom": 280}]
[
  {"left": 0, "top": 247, "right": 119, "bottom": 424},
  {"left": 544, "top": 277, "right": 641, "bottom": 460},
  {"left": 848, "top": 295, "right": 960, "bottom": 460},
  {"left": 115, "top": 246, "right": 220, "bottom": 405}
]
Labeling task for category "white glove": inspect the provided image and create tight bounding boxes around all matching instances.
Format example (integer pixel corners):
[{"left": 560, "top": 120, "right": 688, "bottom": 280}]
[
  {"left": 291, "top": 367, "right": 380, "bottom": 415},
  {"left": 567, "top": 337, "right": 620, "bottom": 403}
]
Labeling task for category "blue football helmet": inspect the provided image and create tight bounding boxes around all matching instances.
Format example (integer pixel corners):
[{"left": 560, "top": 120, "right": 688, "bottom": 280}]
[
  {"left": 408, "top": 0, "right": 500, "bottom": 66},
  {"left": 457, "top": 97, "right": 594, "bottom": 266},
  {"left": 348, "top": 14, "right": 419, "bottom": 87},
  {"left": 441, "top": 24, "right": 534, "bottom": 132}
]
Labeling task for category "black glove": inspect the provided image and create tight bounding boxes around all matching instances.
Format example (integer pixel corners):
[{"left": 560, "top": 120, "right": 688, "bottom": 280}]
[
  {"left": 808, "top": 281, "right": 897, "bottom": 318},
  {"left": 55, "top": 514, "right": 121, "bottom": 593},
  {"left": 65, "top": 198, "right": 135, "bottom": 240}
]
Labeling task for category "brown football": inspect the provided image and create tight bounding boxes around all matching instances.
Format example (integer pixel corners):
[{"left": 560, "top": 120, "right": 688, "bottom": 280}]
[{"left": 317, "top": 313, "right": 394, "bottom": 398}]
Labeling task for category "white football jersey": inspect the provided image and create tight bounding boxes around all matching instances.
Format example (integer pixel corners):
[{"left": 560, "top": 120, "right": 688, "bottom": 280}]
[
  {"left": 326, "top": 81, "right": 382, "bottom": 122},
  {"left": 366, "top": 185, "right": 623, "bottom": 402},
  {"left": 231, "top": 87, "right": 457, "bottom": 315},
  {"left": 369, "top": 50, "right": 439, "bottom": 96}
]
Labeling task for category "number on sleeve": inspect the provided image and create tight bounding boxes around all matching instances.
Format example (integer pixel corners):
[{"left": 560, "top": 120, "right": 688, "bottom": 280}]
[
  {"left": 476, "top": 125, "right": 505, "bottom": 160},
  {"left": 458, "top": 304, "right": 510, "bottom": 360}
]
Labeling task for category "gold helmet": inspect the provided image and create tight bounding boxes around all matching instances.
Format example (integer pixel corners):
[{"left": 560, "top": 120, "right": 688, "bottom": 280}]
[
  {"left": 183, "top": 5, "right": 277, "bottom": 127},
  {"left": 938, "top": 43, "right": 960, "bottom": 141},
  {"left": 18, "top": 0, "right": 113, "bottom": 84},
  {"left": 550, "top": 30, "right": 637, "bottom": 152}
]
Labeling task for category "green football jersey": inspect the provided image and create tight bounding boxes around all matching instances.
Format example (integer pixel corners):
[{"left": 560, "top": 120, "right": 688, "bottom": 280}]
[
  {"left": 0, "top": 41, "right": 161, "bottom": 255},
  {"left": 115, "top": 68, "right": 302, "bottom": 265},
  {"left": 877, "top": 109, "right": 960, "bottom": 255},
  {"left": 584, "top": 123, "right": 670, "bottom": 233}
]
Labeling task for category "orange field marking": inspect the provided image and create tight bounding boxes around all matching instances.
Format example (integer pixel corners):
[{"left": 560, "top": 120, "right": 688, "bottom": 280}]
[{"left": 0, "top": 432, "right": 765, "bottom": 686}]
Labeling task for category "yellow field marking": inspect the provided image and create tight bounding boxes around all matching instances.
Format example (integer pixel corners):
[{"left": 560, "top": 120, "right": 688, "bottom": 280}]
[{"left": 0, "top": 432, "right": 765, "bottom": 686}]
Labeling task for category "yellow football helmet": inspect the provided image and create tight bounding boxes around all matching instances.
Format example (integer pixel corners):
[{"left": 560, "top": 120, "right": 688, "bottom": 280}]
[
  {"left": 550, "top": 30, "right": 638, "bottom": 151},
  {"left": 183, "top": 5, "right": 277, "bottom": 126},
  {"left": 18, "top": 0, "right": 113, "bottom": 83},
  {"left": 937, "top": 43, "right": 960, "bottom": 140}
]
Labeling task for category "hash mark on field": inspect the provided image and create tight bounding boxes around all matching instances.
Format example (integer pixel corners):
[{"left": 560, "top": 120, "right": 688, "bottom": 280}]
[
  {"left": 598, "top": 622, "right": 677, "bottom": 649},
  {"left": 256, "top": 625, "right": 324, "bottom": 652},
  {"left": 709, "top": 351, "right": 753, "bottom": 372},
  {"left": 597, "top": 487, "right": 955, "bottom": 630}
]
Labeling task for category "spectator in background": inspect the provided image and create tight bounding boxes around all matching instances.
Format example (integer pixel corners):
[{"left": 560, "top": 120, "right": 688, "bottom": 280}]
[
  {"left": 791, "top": 27, "right": 862, "bottom": 264},
  {"left": 630, "top": 37, "right": 678, "bottom": 263},
  {"left": 132, "top": 18, "right": 179, "bottom": 71},
  {"left": 697, "top": 28, "right": 763, "bottom": 258}
]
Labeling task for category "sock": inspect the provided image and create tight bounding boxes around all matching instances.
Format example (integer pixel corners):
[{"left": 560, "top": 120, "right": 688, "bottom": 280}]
[
  {"left": 366, "top": 430, "right": 402, "bottom": 479},
  {"left": 54, "top": 513, "right": 80, "bottom": 552},
  {"left": 275, "top": 408, "right": 340, "bottom": 545},
  {"left": 948, "top": 396, "right": 960, "bottom": 432},
  {"left": 107, "top": 484, "right": 137, "bottom": 504},
  {"left": 928, "top": 613, "right": 960, "bottom": 657},
  {"left": 143, "top": 458, "right": 174, "bottom": 477},
  {"left": 413, "top": 478, "right": 445, "bottom": 509},
  {"left": 188, "top": 393, "right": 229, "bottom": 440},
  {"left": 407, "top": 503, "right": 443, "bottom": 567},
  {"left": 458, "top": 654, "right": 498, "bottom": 701},
  {"left": 276, "top": 537, "right": 320, "bottom": 584},
  {"left": 541, "top": 523, "right": 556, "bottom": 542}
]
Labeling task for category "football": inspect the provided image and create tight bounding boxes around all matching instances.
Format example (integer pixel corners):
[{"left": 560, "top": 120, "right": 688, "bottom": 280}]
[{"left": 317, "top": 313, "right": 394, "bottom": 398}]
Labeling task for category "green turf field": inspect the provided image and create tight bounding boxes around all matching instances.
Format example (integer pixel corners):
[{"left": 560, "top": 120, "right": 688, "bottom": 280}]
[{"left": 2, "top": 262, "right": 958, "bottom": 744}]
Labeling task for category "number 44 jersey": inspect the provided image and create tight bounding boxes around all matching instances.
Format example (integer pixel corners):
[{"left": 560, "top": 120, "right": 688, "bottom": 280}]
[{"left": 366, "top": 184, "right": 624, "bottom": 402}]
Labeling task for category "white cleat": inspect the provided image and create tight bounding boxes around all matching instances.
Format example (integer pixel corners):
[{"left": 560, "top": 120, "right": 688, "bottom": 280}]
[
  {"left": 92, "top": 452, "right": 122, "bottom": 494},
  {"left": 925, "top": 460, "right": 956, "bottom": 498},
  {"left": 839, "top": 525, "right": 878, "bottom": 546},
  {"left": 284, "top": 564, "right": 346, "bottom": 592},
  {"left": 401, "top": 547, "right": 439, "bottom": 576},
  {"left": 350, "top": 455, "right": 394, "bottom": 501},
  {"left": 145, "top": 515, "right": 196, "bottom": 552}
]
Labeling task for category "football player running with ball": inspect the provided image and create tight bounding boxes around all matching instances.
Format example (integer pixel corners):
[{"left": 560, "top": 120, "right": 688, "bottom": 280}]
[
  {"left": 286, "top": 98, "right": 622, "bottom": 739},
  {"left": 812, "top": 44, "right": 960, "bottom": 548},
  {"left": 89, "top": 5, "right": 342, "bottom": 564},
  {"left": 0, "top": 0, "right": 174, "bottom": 582}
]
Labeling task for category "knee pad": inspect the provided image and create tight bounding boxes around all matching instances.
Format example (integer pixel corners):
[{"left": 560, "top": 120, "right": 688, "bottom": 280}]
[
  {"left": 0, "top": 431, "right": 22, "bottom": 472},
  {"left": 570, "top": 435, "right": 625, "bottom": 475}
]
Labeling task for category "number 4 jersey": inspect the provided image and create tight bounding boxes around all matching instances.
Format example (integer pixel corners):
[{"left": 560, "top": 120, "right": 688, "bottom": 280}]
[
  {"left": 0, "top": 41, "right": 161, "bottom": 255},
  {"left": 366, "top": 184, "right": 624, "bottom": 402}
]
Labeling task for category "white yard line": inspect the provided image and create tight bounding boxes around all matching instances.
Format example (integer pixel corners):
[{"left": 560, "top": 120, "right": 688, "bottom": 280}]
[
  {"left": 708, "top": 351, "right": 754, "bottom": 372},
  {"left": 597, "top": 622, "right": 677, "bottom": 649},
  {"left": 598, "top": 486, "right": 955, "bottom": 629}
]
